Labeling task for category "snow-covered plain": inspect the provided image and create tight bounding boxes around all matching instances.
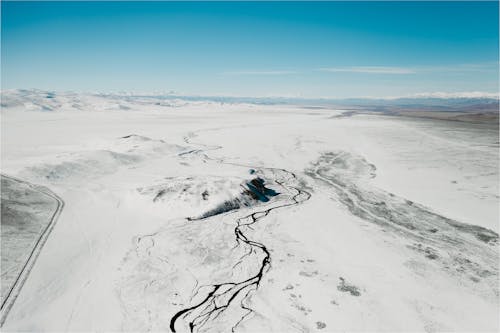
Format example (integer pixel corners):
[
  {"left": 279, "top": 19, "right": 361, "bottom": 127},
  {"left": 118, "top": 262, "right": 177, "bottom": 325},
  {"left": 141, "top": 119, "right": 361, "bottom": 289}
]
[{"left": 1, "top": 90, "right": 498, "bottom": 332}]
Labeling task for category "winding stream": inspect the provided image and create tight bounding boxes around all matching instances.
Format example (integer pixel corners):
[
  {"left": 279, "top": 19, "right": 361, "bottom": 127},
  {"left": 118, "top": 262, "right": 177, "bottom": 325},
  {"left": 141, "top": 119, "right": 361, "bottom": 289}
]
[{"left": 169, "top": 134, "right": 311, "bottom": 333}]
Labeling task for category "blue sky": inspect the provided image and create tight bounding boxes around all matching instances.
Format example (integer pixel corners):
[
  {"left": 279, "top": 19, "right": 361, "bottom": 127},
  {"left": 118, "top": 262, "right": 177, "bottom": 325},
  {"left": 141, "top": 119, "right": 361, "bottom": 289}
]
[{"left": 1, "top": 1, "right": 498, "bottom": 98}]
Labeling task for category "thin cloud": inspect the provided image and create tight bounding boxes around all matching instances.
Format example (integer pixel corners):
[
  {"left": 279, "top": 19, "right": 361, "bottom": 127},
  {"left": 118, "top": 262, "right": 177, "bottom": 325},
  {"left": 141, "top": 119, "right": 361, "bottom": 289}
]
[
  {"left": 418, "top": 62, "right": 498, "bottom": 73},
  {"left": 318, "top": 62, "right": 498, "bottom": 75},
  {"left": 409, "top": 91, "right": 499, "bottom": 99},
  {"left": 222, "top": 70, "right": 298, "bottom": 76},
  {"left": 319, "top": 66, "right": 416, "bottom": 74}
]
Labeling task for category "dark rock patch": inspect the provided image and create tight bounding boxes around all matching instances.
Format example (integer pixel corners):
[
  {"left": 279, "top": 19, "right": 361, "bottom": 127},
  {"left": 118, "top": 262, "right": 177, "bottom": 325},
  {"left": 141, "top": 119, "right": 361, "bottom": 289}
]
[
  {"left": 337, "top": 277, "right": 361, "bottom": 296},
  {"left": 316, "top": 321, "right": 327, "bottom": 329}
]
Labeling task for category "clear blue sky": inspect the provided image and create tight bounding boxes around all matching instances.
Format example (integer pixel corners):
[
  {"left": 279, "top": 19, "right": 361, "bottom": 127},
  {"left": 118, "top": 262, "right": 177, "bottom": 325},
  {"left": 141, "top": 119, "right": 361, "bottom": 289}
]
[{"left": 1, "top": 1, "right": 498, "bottom": 98}]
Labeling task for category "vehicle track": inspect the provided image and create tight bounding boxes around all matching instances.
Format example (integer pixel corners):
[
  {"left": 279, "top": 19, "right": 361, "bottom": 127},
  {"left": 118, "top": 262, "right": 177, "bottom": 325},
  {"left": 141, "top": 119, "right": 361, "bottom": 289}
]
[{"left": 0, "top": 174, "right": 65, "bottom": 326}]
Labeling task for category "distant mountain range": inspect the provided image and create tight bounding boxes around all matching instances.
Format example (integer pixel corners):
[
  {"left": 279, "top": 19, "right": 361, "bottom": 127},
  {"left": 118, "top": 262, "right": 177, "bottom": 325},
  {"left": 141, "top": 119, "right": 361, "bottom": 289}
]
[{"left": 1, "top": 89, "right": 498, "bottom": 114}]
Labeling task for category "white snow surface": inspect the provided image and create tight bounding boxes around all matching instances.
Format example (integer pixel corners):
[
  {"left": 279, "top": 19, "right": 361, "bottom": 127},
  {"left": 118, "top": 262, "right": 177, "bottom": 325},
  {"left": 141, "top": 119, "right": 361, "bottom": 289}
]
[{"left": 1, "top": 90, "right": 498, "bottom": 332}]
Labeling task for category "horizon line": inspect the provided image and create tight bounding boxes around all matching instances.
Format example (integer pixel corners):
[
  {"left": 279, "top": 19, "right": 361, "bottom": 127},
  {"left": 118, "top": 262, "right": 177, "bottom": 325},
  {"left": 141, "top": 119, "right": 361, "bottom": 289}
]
[{"left": 2, "top": 88, "right": 499, "bottom": 101}]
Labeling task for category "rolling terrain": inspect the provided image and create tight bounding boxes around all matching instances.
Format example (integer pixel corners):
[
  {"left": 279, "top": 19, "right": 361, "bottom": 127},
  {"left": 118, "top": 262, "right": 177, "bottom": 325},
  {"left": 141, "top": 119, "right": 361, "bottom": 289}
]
[{"left": 1, "top": 90, "right": 498, "bottom": 332}]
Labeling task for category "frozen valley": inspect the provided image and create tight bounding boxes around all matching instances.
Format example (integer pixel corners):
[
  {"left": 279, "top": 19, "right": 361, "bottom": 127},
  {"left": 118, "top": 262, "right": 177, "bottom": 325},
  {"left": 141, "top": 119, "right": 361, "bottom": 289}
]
[{"left": 0, "top": 90, "right": 498, "bottom": 332}]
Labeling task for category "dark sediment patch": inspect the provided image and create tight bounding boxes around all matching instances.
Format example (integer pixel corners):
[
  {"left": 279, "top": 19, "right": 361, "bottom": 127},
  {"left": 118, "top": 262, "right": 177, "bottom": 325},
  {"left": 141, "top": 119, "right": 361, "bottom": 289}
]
[
  {"left": 306, "top": 151, "right": 499, "bottom": 298},
  {"left": 153, "top": 189, "right": 166, "bottom": 202},
  {"left": 201, "top": 190, "right": 209, "bottom": 200},
  {"left": 316, "top": 321, "right": 327, "bottom": 329},
  {"left": 337, "top": 277, "right": 361, "bottom": 296}
]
